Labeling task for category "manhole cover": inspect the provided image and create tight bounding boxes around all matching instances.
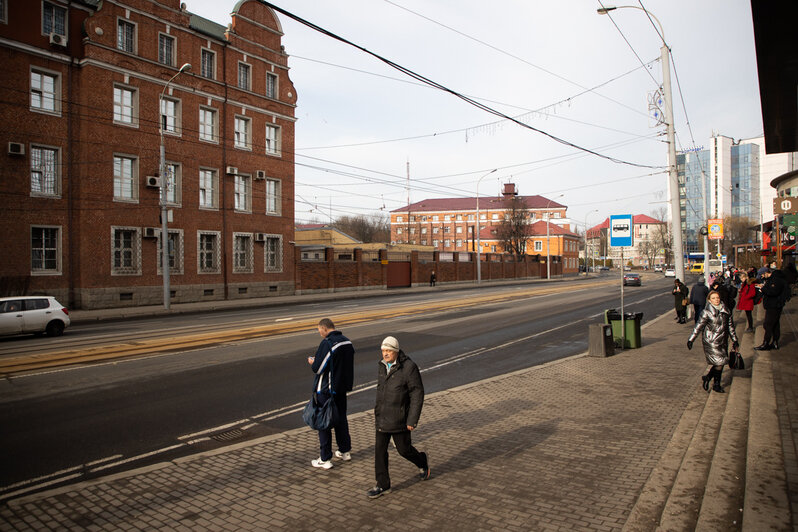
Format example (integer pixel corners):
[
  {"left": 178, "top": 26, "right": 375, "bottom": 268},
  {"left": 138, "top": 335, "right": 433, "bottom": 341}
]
[{"left": 211, "top": 428, "right": 245, "bottom": 442}]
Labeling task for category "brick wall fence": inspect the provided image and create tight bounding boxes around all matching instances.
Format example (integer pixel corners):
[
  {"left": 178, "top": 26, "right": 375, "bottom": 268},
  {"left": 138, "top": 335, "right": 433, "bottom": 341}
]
[{"left": 295, "top": 247, "right": 564, "bottom": 294}]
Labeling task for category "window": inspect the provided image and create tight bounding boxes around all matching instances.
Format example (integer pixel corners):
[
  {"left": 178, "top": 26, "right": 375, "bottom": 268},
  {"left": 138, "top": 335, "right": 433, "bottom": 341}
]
[
  {"left": 157, "top": 229, "right": 183, "bottom": 274},
  {"left": 534, "top": 241, "right": 542, "bottom": 252},
  {"left": 491, "top": 214, "right": 499, "bottom": 220},
  {"left": 198, "top": 231, "right": 220, "bottom": 273},
  {"left": 113, "top": 155, "right": 137, "bottom": 201},
  {"left": 234, "top": 116, "right": 251, "bottom": 150},
  {"left": 238, "top": 62, "right": 251, "bottom": 90},
  {"left": 199, "top": 168, "right": 218, "bottom": 208},
  {"left": 433, "top": 227, "right": 439, "bottom": 234},
  {"left": 43, "top": 1, "right": 66, "bottom": 35},
  {"left": 31, "top": 226, "right": 60, "bottom": 273},
  {"left": 444, "top": 215, "right": 450, "bottom": 221},
  {"left": 112, "top": 227, "right": 141, "bottom": 275},
  {"left": 266, "top": 178, "right": 281, "bottom": 214},
  {"left": 117, "top": 19, "right": 135, "bottom": 53},
  {"left": 397, "top": 216, "right": 403, "bottom": 222},
  {"left": 432, "top": 215, "right": 439, "bottom": 222},
  {"left": 265, "top": 124, "right": 280, "bottom": 155},
  {"left": 201, "top": 48, "right": 215, "bottom": 79},
  {"left": 456, "top": 226, "right": 463, "bottom": 234},
  {"left": 199, "top": 107, "right": 217, "bottom": 142},
  {"left": 30, "top": 145, "right": 60, "bottom": 196},
  {"left": 164, "top": 162, "right": 181, "bottom": 205},
  {"left": 160, "top": 97, "right": 180, "bottom": 134},
  {"left": 266, "top": 72, "right": 277, "bottom": 98},
  {"left": 158, "top": 34, "right": 175, "bottom": 66},
  {"left": 233, "top": 233, "right": 253, "bottom": 273},
  {"left": 31, "top": 69, "right": 59, "bottom": 114},
  {"left": 421, "top": 227, "right": 427, "bottom": 234},
  {"left": 444, "top": 227, "right": 451, "bottom": 233},
  {"left": 113, "top": 85, "right": 137, "bottom": 126},
  {"left": 397, "top": 228, "right": 403, "bottom": 235},
  {"left": 234, "top": 174, "right": 251, "bottom": 212},
  {"left": 264, "top": 235, "right": 282, "bottom": 272}
]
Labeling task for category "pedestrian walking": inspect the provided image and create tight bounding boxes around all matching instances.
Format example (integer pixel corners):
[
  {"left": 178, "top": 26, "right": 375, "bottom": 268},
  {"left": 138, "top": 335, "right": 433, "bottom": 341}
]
[
  {"left": 737, "top": 272, "right": 758, "bottom": 332},
  {"left": 429, "top": 270, "right": 436, "bottom": 287},
  {"left": 689, "top": 276, "right": 709, "bottom": 324},
  {"left": 672, "top": 279, "right": 689, "bottom": 323},
  {"left": 307, "top": 318, "right": 355, "bottom": 470},
  {"left": 687, "top": 290, "right": 739, "bottom": 393},
  {"left": 755, "top": 268, "right": 790, "bottom": 351},
  {"left": 367, "top": 336, "right": 430, "bottom": 499}
]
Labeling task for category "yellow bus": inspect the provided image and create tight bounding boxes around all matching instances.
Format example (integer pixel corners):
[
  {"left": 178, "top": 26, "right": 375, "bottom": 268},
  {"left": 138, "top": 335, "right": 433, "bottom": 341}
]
[{"left": 690, "top": 263, "right": 704, "bottom": 273}]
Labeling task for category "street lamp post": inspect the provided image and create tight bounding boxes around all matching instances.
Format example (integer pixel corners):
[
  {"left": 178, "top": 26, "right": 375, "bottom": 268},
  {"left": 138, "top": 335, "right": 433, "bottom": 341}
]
[
  {"left": 475, "top": 169, "right": 497, "bottom": 284},
  {"left": 598, "top": 5, "right": 684, "bottom": 282},
  {"left": 545, "top": 194, "right": 564, "bottom": 280},
  {"left": 159, "top": 63, "right": 191, "bottom": 310},
  {"left": 584, "top": 209, "right": 598, "bottom": 276}
]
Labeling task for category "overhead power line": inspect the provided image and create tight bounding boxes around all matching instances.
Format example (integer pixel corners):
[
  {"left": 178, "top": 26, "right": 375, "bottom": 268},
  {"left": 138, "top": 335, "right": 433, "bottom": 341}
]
[{"left": 259, "top": 1, "right": 664, "bottom": 170}]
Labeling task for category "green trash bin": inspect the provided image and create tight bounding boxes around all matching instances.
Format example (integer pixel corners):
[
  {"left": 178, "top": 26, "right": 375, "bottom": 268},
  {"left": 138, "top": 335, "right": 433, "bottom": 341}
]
[{"left": 604, "top": 309, "right": 643, "bottom": 348}]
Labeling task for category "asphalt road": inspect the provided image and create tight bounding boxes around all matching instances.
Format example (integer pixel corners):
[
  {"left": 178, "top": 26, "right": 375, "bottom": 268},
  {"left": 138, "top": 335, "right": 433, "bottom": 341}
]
[{"left": 0, "top": 273, "right": 678, "bottom": 500}]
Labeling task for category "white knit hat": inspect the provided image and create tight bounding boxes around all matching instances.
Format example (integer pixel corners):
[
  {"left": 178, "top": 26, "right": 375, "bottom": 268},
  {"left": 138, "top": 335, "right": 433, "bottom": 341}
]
[{"left": 381, "top": 336, "right": 400, "bottom": 352}]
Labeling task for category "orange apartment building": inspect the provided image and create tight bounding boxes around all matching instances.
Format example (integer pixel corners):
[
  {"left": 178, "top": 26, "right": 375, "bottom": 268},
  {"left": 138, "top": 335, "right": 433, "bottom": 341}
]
[
  {"left": 0, "top": 0, "right": 296, "bottom": 309},
  {"left": 389, "top": 183, "right": 579, "bottom": 273}
]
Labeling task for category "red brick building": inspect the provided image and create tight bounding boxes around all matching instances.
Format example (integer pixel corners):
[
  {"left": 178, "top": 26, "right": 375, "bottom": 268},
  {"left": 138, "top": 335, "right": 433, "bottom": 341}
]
[
  {"left": 0, "top": 0, "right": 296, "bottom": 308},
  {"left": 478, "top": 221, "right": 581, "bottom": 274}
]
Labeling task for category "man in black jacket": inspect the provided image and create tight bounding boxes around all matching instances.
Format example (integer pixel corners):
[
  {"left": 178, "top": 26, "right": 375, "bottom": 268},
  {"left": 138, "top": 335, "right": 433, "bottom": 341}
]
[
  {"left": 307, "top": 318, "right": 355, "bottom": 470},
  {"left": 690, "top": 276, "right": 709, "bottom": 323},
  {"left": 756, "top": 269, "right": 789, "bottom": 350},
  {"left": 367, "top": 336, "right": 430, "bottom": 498}
]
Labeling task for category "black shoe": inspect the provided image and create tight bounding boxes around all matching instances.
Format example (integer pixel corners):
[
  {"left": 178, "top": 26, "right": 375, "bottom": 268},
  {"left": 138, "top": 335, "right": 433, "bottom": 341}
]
[
  {"left": 366, "top": 486, "right": 390, "bottom": 499},
  {"left": 418, "top": 453, "right": 431, "bottom": 480},
  {"left": 772, "top": 341, "right": 779, "bottom": 350},
  {"left": 701, "top": 374, "right": 711, "bottom": 392},
  {"left": 712, "top": 384, "right": 725, "bottom": 393},
  {"left": 754, "top": 343, "right": 771, "bottom": 351},
  {"left": 745, "top": 327, "right": 754, "bottom": 333}
]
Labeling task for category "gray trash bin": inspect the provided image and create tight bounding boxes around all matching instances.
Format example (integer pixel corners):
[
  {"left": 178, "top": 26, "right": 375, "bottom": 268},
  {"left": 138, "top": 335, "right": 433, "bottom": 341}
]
[{"left": 589, "top": 323, "right": 615, "bottom": 357}]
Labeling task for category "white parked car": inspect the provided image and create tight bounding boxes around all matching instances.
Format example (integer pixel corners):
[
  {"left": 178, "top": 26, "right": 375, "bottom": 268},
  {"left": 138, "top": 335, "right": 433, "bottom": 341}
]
[
  {"left": 0, "top": 296, "right": 70, "bottom": 337},
  {"left": 664, "top": 268, "right": 676, "bottom": 278}
]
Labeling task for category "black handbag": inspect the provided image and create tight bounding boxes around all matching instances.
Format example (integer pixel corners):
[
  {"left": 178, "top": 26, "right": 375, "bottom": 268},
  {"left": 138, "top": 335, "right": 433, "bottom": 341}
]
[
  {"left": 728, "top": 349, "right": 745, "bottom": 370},
  {"left": 302, "top": 392, "right": 339, "bottom": 430}
]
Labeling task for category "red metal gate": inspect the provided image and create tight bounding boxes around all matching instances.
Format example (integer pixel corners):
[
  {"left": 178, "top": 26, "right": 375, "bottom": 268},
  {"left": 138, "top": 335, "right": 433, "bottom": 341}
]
[{"left": 387, "top": 262, "right": 411, "bottom": 288}]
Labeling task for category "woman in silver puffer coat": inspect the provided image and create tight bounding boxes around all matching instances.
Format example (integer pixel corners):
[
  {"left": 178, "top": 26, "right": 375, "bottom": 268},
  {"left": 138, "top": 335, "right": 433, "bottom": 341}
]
[{"left": 687, "top": 290, "right": 739, "bottom": 393}]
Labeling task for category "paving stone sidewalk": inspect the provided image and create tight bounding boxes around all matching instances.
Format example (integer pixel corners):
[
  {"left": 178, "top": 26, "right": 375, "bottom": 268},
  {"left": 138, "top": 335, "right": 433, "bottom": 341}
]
[{"left": 0, "top": 311, "right": 752, "bottom": 531}]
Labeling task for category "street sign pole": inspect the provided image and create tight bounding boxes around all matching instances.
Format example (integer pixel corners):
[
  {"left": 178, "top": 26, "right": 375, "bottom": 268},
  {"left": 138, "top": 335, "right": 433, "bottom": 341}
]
[
  {"left": 610, "top": 215, "right": 633, "bottom": 350},
  {"left": 621, "top": 247, "right": 625, "bottom": 350}
]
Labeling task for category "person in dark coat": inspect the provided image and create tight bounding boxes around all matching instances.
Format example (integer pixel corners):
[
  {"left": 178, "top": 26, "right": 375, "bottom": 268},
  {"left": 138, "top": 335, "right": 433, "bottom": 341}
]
[
  {"left": 755, "top": 269, "right": 789, "bottom": 350},
  {"left": 429, "top": 270, "right": 436, "bottom": 287},
  {"left": 689, "top": 276, "right": 709, "bottom": 324},
  {"left": 688, "top": 290, "right": 739, "bottom": 393},
  {"left": 307, "top": 318, "right": 355, "bottom": 470},
  {"left": 367, "top": 336, "right": 430, "bottom": 499},
  {"left": 672, "top": 279, "right": 689, "bottom": 323}
]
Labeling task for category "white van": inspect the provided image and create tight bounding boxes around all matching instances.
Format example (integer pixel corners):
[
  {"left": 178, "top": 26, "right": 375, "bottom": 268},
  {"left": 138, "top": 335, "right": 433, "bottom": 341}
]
[{"left": 0, "top": 296, "right": 71, "bottom": 337}]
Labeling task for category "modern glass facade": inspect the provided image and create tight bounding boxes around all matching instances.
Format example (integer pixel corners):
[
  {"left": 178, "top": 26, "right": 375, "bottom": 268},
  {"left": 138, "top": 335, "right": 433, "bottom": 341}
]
[
  {"left": 678, "top": 150, "right": 711, "bottom": 251},
  {"left": 731, "top": 143, "right": 760, "bottom": 220}
]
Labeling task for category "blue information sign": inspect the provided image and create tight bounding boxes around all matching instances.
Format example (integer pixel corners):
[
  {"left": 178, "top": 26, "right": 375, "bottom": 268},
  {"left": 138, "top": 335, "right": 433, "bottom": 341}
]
[{"left": 610, "top": 214, "right": 633, "bottom": 247}]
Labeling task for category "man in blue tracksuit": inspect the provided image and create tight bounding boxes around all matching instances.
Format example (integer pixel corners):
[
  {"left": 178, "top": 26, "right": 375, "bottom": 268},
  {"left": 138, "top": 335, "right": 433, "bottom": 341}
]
[{"left": 307, "top": 318, "right": 355, "bottom": 469}]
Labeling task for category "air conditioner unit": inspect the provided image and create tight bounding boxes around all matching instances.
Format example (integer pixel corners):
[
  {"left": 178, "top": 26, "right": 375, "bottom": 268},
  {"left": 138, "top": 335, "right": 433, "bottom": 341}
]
[
  {"left": 225, "top": 166, "right": 238, "bottom": 175},
  {"left": 146, "top": 176, "right": 162, "bottom": 188},
  {"left": 49, "top": 32, "right": 68, "bottom": 47},
  {"left": 8, "top": 142, "right": 25, "bottom": 156},
  {"left": 255, "top": 170, "right": 266, "bottom": 180},
  {"left": 254, "top": 233, "right": 266, "bottom": 242},
  {"left": 143, "top": 227, "right": 160, "bottom": 238}
]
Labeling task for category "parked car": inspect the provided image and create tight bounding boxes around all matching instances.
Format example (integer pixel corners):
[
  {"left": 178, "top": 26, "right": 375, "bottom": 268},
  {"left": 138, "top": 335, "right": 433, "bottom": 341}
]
[
  {"left": 664, "top": 268, "right": 676, "bottom": 278},
  {"left": 623, "top": 273, "right": 641, "bottom": 286},
  {"left": 654, "top": 265, "right": 663, "bottom": 272},
  {"left": 0, "top": 296, "right": 70, "bottom": 337}
]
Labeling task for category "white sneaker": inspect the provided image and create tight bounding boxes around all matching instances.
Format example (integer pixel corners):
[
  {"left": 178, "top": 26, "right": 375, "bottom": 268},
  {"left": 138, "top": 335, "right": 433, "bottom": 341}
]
[
  {"left": 311, "top": 458, "right": 333, "bottom": 469},
  {"left": 334, "top": 450, "right": 351, "bottom": 461}
]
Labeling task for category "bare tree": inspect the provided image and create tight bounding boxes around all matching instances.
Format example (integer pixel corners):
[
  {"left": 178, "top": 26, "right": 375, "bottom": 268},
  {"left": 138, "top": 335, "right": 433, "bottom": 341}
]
[
  {"left": 721, "top": 216, "right": 757, "bottom": 257},
  {"left": 333, "top": 214, "right": 390, "bottom": 243},
  {"left": 650, "top": 207, "right": 673, "bottom": 265},
  {"left": 496, "top": 196, "right": 531, "bottom": 258}
]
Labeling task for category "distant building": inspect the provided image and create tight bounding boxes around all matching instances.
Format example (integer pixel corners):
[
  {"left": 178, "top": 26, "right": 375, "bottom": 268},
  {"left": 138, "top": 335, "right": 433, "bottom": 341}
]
[
  {"left": 479, "top": 220, "right": 581, "bottom": 274},
  {"left": 587, "top": 215, "right": 666, "bottom": 268},
  {"left": 389, "top": 183, "right": 572, "bottom": 253},
  {"left": 677, "top": 135, "right": 798, "bottom": 251},
  {"left": 0, "top": 0, "right": 296, "bottom": 308}
]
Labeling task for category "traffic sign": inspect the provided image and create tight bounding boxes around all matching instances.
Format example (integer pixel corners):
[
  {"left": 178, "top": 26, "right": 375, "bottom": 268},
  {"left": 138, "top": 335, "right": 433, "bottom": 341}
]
[
  {"left": 708, "top": 218, "right": 723, "bottom": 240},
  {"left": 774, "top": 197, "right": 798, "bottom": 215},
  {"left": 610, "top": 215, "right": 633, "bottom": 247}
]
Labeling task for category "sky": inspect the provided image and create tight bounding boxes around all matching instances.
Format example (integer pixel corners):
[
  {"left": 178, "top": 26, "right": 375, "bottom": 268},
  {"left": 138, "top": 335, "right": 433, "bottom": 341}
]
[{"left": 186, "top": 0, "right": 763, "bottom": 233}]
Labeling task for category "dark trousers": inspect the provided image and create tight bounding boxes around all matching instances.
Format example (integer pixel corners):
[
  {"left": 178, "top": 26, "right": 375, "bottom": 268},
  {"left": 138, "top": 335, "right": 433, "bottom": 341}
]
[
  {"left": 693, "top": 304, "right": 704, "bottom": 324},
  {"left": 375, "top": 430, "right": 426, "bottom": 489},
  {"left": 317, "top": 393, "right": 350, "bottom": 461},
  {"left": 763, "top": 307, "right": 783, "bottom": 345},
  {"left": 745, "top": 310, "right": 753, "bottom": 329}
]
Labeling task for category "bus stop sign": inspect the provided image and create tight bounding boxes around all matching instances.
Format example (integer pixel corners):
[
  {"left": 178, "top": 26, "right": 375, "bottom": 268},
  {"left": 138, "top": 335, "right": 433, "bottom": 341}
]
[{"left": 610, "top": 215, "right": 633, "bottom": 247}]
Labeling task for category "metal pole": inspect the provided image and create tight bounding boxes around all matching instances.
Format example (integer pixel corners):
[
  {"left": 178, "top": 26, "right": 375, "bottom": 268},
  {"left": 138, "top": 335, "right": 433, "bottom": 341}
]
[
  {"left": 621, "top": 247, "right": 626, "bottom": 349},
  {"left": 475, "top": 169, "right": 496, "bottom": 284},
  {"left": 159, "top": 63, "right": 191, "bottom": 310}
]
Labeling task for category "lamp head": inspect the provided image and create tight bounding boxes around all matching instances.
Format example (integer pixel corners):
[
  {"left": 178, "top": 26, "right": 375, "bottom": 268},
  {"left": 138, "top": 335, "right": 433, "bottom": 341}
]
[
  {"left": 597, "top": 6, "right": 617, "bottom": 14},
  {"left": 179, "top": 63, "right": 192, "bottom": 73}
]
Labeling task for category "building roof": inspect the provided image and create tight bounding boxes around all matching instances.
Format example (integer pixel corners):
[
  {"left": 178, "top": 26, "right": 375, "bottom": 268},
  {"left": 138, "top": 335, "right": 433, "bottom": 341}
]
[
  {"left": 294, "top": 226, "right": 362, "bottom": 245},
  {"left": 391, "top": 195, "right": 566, "bottom": 213},
  {"left": 479, "top": 220, "right": 578, "bottom": 240},
  {"left": 586, "top": 215, "right": 664, "bottom": 235},
  {"left": 189, "top": 14, "right": 228, "bottom": 40}
]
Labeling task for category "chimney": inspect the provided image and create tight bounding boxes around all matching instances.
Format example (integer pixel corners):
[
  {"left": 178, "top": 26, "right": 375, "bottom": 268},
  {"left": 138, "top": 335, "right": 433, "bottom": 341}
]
[{"left": 502, "top": 183, "right": 518, "bottom": 197}]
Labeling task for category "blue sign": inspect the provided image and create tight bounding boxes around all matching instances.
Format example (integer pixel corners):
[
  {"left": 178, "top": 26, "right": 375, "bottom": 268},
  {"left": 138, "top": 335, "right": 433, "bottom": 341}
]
[{"left": 610, "top": 214, "right": 633, "bottom": 247}]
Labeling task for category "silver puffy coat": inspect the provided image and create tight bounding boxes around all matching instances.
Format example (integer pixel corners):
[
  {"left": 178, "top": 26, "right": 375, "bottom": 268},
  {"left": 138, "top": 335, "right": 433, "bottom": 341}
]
[{"left": 688, "top": 303, "right": 738, "bottom": 366}]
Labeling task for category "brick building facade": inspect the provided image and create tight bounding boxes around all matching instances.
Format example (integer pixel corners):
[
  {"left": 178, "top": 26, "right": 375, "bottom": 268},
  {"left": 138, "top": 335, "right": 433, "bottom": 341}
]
[{"left": 0, "top": 0, "right": 296, "bottom": 309}]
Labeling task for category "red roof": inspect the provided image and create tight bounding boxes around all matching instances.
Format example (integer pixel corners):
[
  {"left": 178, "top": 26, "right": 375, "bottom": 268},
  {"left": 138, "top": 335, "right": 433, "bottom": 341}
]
[
  {"left": 392, "top": 195, "right": 566, "bottom": 213},
  {"left": 479, "top": 220, "right": 577, "bottom": 240},
  {"left": 586, "top": 215, "right": 665, "bottom": 236}
]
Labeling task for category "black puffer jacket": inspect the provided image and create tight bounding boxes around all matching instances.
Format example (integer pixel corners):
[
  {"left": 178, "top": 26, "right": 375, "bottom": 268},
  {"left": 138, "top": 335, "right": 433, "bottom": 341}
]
[
  {"left": 762, "top": 269, "right": 789, "bottom": 310},
  {"left": 374, "top": 351, "right": 424, "bottom": 433}
]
